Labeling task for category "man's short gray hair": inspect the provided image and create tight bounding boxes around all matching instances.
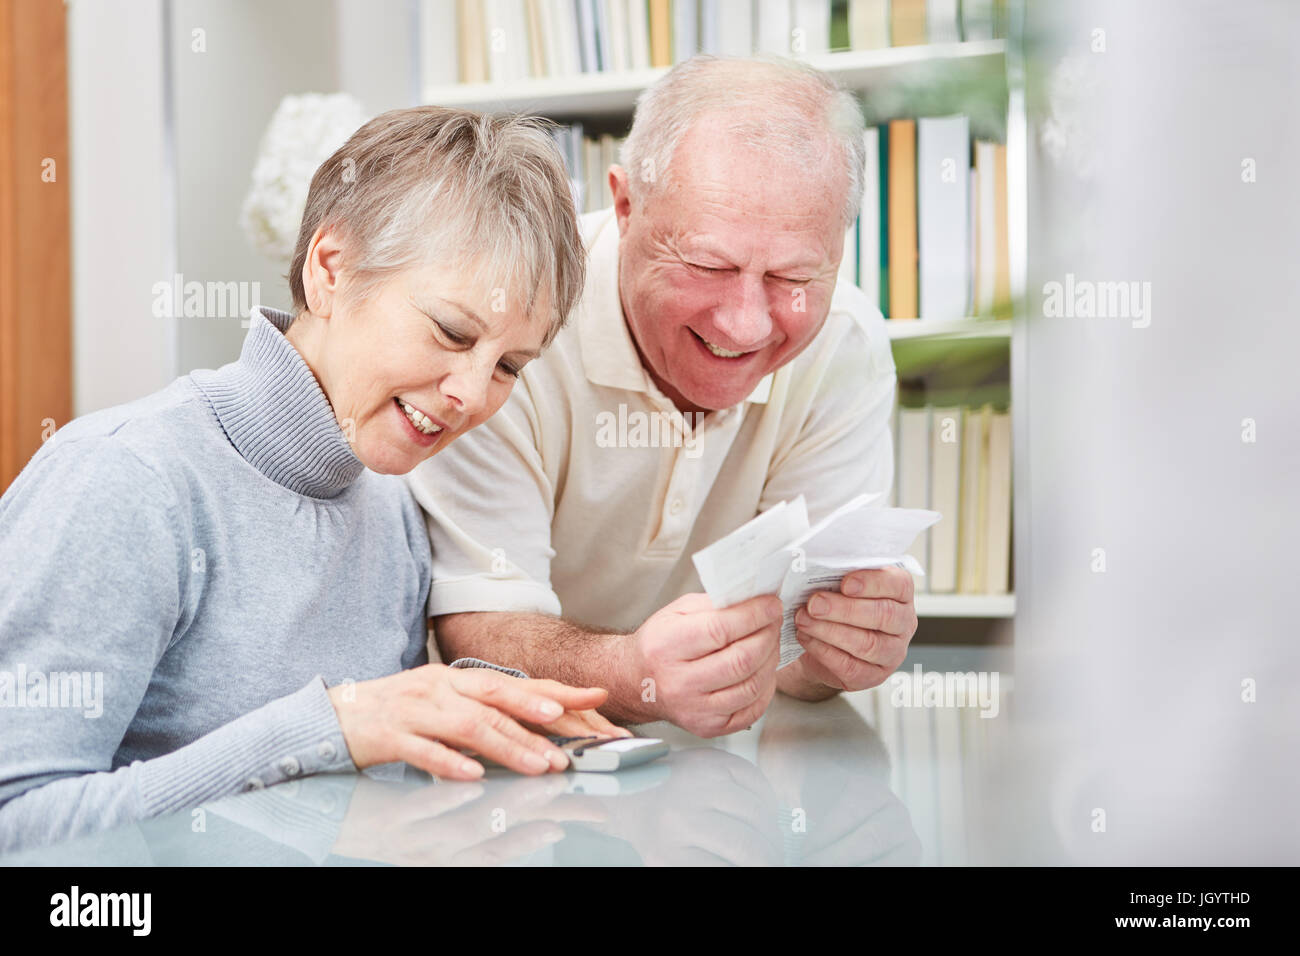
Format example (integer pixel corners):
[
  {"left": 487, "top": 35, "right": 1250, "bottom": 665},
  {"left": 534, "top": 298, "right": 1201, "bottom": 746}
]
[
  {"left": 620, "top": 55, "right": 867, "bottom": 230},
  {"left": 290, "top": 106, "right": 584, "bottom": 344}
]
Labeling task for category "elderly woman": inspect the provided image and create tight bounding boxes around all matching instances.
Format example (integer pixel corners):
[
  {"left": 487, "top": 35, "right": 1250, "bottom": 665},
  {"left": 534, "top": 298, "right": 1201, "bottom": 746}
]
[{"left": 0, "top": 106, "right": 618, "bottom": 851}]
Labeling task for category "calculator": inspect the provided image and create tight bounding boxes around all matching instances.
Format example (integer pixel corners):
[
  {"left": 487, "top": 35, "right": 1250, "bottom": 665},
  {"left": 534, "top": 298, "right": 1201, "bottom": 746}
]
[{"left": 549, "top": 735, "right": 669, "bottom": 772}]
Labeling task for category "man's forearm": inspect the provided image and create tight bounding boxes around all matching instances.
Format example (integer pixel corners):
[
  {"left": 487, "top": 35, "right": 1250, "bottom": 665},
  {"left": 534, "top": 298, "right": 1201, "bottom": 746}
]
[
  {"left": 433, "top": 611, "right": 659, "bottom": 724},
  {"left": 776, "top": 658, "right": 840, "bottom": 702}
]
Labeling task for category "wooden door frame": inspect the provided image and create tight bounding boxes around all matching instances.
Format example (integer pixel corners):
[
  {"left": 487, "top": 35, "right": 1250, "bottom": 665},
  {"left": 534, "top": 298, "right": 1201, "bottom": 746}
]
[{"left": 0, "top": 0, "right": 71, "bottom": 491}]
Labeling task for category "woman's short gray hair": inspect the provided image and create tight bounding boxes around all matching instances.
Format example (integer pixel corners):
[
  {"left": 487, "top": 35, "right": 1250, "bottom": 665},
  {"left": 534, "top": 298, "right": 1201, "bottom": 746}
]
[
  {"left": 620, "top": 55, "right": 866, "bottom": 230},
  {"left": 289, "top": 106, "right": 585, "bottom": 344}
]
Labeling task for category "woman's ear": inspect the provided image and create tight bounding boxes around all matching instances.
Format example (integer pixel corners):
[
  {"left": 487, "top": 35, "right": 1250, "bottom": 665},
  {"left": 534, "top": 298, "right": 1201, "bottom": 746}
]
[{"left": 301, "top": 225, "right": 346, "bottom": 318}]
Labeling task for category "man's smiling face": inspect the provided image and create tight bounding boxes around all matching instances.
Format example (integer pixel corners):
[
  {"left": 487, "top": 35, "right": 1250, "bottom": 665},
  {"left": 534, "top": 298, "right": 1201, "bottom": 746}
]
[{"left": 611, "top": 113, "right": 847, "bottom": 414}]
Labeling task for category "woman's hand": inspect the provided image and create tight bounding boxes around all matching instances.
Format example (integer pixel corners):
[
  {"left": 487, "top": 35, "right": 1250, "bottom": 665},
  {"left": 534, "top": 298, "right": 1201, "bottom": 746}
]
[{"left": 327, "top": 664, "right": 609, "bottom": 780}]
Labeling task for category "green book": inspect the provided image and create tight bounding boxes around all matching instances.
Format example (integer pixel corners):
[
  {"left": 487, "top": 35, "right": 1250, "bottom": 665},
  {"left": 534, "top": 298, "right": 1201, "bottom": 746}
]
[{"left": 878, "top": 121, "right": 890, "bottom": 318}]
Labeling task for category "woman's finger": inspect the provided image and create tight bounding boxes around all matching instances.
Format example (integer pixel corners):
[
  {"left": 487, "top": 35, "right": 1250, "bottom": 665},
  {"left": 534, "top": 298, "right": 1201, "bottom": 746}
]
[
  {"left": 450, "top": 669, "right": 598, "bottom": 725},
  {"left": 520, "top": 679, "right": 610, "bottom": 711},
  {"left": 395, "top": 734, "right": 485, "bottom": 781}
]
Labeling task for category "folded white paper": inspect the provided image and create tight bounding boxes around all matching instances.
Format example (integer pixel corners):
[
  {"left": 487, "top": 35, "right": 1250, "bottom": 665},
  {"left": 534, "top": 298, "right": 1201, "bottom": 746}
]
[{"left": 691, "top": 494, "right": 941, "bottom": 668}]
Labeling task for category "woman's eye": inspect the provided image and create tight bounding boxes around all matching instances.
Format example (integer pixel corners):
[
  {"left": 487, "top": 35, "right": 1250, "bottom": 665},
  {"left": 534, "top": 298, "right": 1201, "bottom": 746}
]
[
  {"left": 497, "top": 362, "right": 521, "bottom": 379},
  {"left": 436, "top": 323, "right": 471, "bottom": 346}
]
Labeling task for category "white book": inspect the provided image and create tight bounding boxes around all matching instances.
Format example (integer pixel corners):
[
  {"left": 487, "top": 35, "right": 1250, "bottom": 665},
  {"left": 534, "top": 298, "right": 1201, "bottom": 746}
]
[
  {"left": 484, "top": 0, "right": 529, "bottom": 83},
  {"left": 926, "top": 0, "right": 961, "bottom": 44},
  {"left": 961, "top": 0, "right": 995, "bottom": 41},
  {"left": 927, "top": 405, "right": 962, "bottom": 592},
  {"left": 672, "top": 0, "right": 698, "bottom": 62},
  {"left": 838, "top": 221, "right": 858, "bottom": 288},
  {"left": 974, "top": 140, "right": 997, "bottom": 316},
  {"left": 625, "top": 0, "right": 651, "bottom": 69},
  {"left": 984, "top": 410, "right": 1012, "bottom": 594},
  {"left": 583, "top": 136, "right": 602, "bottom": 212},
  {"left": 791, "top": 0, "right": 830, "bottom": 56},
  {"left": 593, "top": 0, "right": 612, "bottom": 69},
  {"left": 603, "top": 0, "right": 629, "bottom": 70},
  {"left": 857, "top": 126, "right": 880, "bottom": 306},
  {"left": 598, "top": 133, "right": 618, "bottom": 208},
  {"left": 419, "top": 0, "right": 459, "bottom": 88},
  {"left": 576, "top": 0, "right": 599, "bottom": 72},
  {"left": 848, "top": 0, "right": 888, "bottom": 49},
  {"left": 553, "top": 0, "right": 583, "bottom": 75},
  {"left": 897, "top": 407, "right": 932, "bottom": 594},
  {"left": 717, "top": 0, "right": 754, "bottom": 56},
  {"left": 692, "top": 493, "right": 938, "bottom": 668},
  {"left": 957, "top": 405, "right": 988, "bottom": 593},
  {"left": 755, "top": 0, "right": 791, "bottom": 54},
  {"left": 697, "top": 0, "right": 719, "bottom": 54},
  {"left": 918, "top": 115, "right": 970, "bottom": 320},
  {"left": 967, "top": 167, "right": 978, "bottom": 315}
]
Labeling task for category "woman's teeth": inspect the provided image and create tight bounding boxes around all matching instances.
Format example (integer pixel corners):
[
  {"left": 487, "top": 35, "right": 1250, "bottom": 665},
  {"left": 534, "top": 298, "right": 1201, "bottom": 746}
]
[{"left": 398, "top": 399, "right": 442, "bottom": 436}]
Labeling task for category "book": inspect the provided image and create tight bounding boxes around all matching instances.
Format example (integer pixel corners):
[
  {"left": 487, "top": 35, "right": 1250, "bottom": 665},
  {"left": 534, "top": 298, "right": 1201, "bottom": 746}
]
[
  {"left": 576, "top": 0, "right": 599, "bottom": 72},
  {"left": 926, "top": 0, "right": 961, "bottom": 43},
  {"left": 984, "top": 409, "right": 1012, "bottom": 593},
  {"left": 992, "top": 142, "right": 1011, "bottom": 316},
  {"left": 648, "top": 0, "right": 672, "bottom": 65},
  {"left": 887, "top": 118, "right": 918, "bottom": 319},
  {"left": 838, "top": 219, "right": 858, "bottom": 288},
  {"left": 697, "top": 0, "right": 720, "bottom": 54},
  {"left": 626, "top": 0, "right": 651, "bottom": 69},
  {"left": 755, "top": 0, "right": 793, "bottom": 54},
  {"left": 717, "top": 0, "right": 754, "bottom": 56},
  {"left": 917, "top": 115, "right": 971, "bottom": 320},
  {"left": 973, "top": 139, "right": 996, "bottom": 316},
  {"left": 604, "top": 0, "right": 629, "bottom": 72},
  {"left": 890, "top": 0, "right": 927, "bottom": 46},
  {"left": 792, "top": 0, "right": 831, "bottom": 56},
  {"left": 957, "top": 404, "right": 990, "bottom": 593},
  {"left": 878, "top": 121, "right": 889, "bottom": 317},
  {"left": 927, "top": 405, "right": 963, "bottom": 592},
  {"left": 897, "top": 406, "right": 931, "bottom": 593},
  {"left": 848, "top": 0, "right": 889, "bottom": 49},
  {"left": 524, "top": 0, "right": 547, "bottom": 76},
  {"left": 673, "top": 0, "right": 698, "bottom": 63},
  {"left": 857, "top": 126, "right": 881, "bottom": 306},
  {"left": 420, "top": 0, "right": 460, "bottom": 88},
  {"left": 692, "top": 494, "right": 940, "bottom": 668},
  {"left": 456, "top": 0, "right": 487, "bottom": 82}
]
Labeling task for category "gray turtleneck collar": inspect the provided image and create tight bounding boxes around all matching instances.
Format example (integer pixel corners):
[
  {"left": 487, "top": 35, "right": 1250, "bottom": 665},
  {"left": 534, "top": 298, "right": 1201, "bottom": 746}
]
[{"left": 192, "top": 306, "right": 363, "bottom": 499}]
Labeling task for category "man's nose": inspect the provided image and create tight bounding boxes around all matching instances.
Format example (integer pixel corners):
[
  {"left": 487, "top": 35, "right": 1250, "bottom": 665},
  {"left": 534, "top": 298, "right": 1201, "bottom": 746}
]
[{"left": 711, "top": 273, "right": 772, "bottom": 346}]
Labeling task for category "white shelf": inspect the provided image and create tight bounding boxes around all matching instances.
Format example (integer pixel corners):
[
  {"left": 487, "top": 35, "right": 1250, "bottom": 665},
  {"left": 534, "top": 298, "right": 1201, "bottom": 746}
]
[
  {"left": 885, "top": 317, "right": 1011, "bottom": 341},
  {"left": 915, "top": 594, "right": 1015, "bottom": 618},
  {"left": 422, "top": 40, "right": 1007, "bottom": 118}
]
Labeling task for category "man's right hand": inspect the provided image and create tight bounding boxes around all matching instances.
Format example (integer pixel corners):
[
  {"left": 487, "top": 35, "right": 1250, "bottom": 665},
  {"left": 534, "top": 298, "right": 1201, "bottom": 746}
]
[{"left": 626, "top": 593, "right": 783, "bottom": 737}]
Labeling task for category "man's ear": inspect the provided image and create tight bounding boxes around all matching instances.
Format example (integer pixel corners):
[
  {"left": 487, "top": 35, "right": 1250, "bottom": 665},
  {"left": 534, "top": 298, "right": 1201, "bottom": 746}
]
[
  {"left": 300, "top": 224, "right": 346, "bottom": 318},
  {"left": 609, "top": 164, "right": 633, "bottom": 236}
]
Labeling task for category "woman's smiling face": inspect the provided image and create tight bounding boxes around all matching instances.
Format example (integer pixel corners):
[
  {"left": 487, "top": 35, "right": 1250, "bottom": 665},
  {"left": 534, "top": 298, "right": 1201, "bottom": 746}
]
[{"left": 289, "top": 228, "right": 549, "bottom": 475}]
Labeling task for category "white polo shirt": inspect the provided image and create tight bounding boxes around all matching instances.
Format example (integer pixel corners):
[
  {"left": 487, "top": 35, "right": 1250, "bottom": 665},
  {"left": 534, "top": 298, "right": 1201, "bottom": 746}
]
[{"left": 407, "top": 208, "right": 897, "bottom": 634}]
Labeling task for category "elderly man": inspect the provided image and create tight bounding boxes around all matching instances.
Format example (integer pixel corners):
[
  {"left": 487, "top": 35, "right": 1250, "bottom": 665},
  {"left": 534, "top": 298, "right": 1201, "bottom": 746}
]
[{"left": 408, "top": 56, "right": 915, "bottom": 738}]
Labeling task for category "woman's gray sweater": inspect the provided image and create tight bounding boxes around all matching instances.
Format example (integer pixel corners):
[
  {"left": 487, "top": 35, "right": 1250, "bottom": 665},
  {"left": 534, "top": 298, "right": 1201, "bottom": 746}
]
[{"left": 0, "top": 306, "right": 434, "bottom": 852}]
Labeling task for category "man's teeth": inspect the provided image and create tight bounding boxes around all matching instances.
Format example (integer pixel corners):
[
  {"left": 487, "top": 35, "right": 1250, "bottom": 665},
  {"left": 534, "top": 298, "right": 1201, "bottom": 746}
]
[
  {"left": 700, "top": 337, "right": 745, "bottom": 358},
  {"left": 399, "top": 399, "right": 442, "bottom": 436}
]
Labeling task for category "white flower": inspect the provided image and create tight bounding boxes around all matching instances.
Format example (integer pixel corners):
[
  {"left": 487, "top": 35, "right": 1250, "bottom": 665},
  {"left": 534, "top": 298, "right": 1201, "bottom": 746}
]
[{"left": 239, "top": 93, "right": 369, "bottom": 263}]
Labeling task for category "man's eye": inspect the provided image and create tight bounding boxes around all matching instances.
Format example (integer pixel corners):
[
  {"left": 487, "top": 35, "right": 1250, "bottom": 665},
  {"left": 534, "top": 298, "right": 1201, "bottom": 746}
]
[{"left": 689, "top": 263, "right": 727, "bottom": 275}]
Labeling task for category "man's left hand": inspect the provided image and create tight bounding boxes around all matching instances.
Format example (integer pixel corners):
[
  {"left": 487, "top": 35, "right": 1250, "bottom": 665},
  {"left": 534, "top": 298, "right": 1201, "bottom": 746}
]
[{"left": 785, "top": 566, "right": 918, "bottom": 694}]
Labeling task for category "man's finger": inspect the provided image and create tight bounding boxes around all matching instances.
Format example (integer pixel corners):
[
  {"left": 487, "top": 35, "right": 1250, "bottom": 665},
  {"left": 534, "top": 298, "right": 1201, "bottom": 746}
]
[
  {"left": 677, "top": 594, "right": 783, "bottom": 660},
  {"left": 682, "top": 625, "right": 778, "bottom": 694},
  {"left": 805, "top": 589, "right": 916, "bottom": 637},
  {"left": 794, "top": 609, "right": 908, "bottom": 669},
  {"left": 841, "top": 566, "right": 914, "bottom": 602}
]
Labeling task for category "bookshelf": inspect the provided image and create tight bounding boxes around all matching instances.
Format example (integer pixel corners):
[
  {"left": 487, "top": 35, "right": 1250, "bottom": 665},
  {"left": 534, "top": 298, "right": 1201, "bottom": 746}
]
[
  {"left": 417, "top": 7, "right": 1020, "bottom": 625},
  {"left": 422, "top": 39, "right": 1007, "bottom": 118}
]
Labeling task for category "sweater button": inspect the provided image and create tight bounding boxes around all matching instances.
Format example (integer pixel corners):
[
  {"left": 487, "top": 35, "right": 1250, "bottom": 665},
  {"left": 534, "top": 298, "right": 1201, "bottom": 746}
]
[
  {"left": 317, "top": 740, "right": 337, "bottom": 762},
  {"left": 246, "top": 776, "right": 265, "bottom": 791},
  {"left": 279, "top": 756, "right": 301, "bottom": 777}
]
